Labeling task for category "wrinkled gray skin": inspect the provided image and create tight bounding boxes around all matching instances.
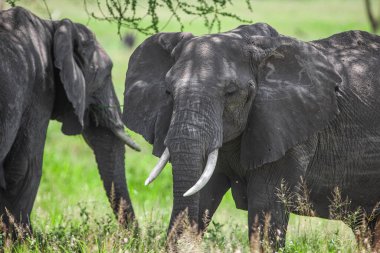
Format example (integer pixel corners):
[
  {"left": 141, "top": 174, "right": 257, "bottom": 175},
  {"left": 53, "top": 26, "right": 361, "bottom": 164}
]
[
  {"left": 0, "top": 7, "right": 136, "bottom": 230},
  {"left": 124, "top": 23, "right": 380, "bottom": 248}
]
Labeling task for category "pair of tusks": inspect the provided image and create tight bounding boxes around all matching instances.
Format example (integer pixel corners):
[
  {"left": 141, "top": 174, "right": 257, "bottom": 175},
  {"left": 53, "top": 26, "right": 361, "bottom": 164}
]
[
  {"left": 145, "top": 147, "right": 219, "bottom": 197},
  {"left": 113, "top": 129, "right": 141, "bottom": 152},
  {"left": 112, "top": 129, "right": 217, "bottom": 197}
]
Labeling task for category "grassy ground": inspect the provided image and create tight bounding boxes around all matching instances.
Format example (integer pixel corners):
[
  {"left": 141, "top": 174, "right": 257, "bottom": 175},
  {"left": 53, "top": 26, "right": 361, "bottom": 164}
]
[{"left": 1, "top": 0, "right": 375, "bottom": 251}]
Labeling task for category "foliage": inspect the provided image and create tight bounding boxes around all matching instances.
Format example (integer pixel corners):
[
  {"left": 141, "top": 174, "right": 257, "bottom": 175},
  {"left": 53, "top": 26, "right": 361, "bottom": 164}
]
[
  {"left": 7, "top": 0, "right": 252, "bottom": 35},
  {"left": 0, "top": 203, "right": 166, "bottom": 252},
  {"left": 0, "top": 202, "right": 359, "bottom": 252},
  {"left": 276, "top": 180, "right": 379, "bottom": 252},
  {"left": 83, "top": 0, "right": 253, "bottom": 35},
  {"left": 5, "top": 0, "right": 19, "bottom": 7},
  {"left": 88, "top": 0, "right": 253, "bottom": 35}
]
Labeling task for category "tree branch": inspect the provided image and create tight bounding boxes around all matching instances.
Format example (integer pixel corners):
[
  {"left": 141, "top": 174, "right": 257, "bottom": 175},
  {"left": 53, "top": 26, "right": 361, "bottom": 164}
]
[
  {"left": 6, "top": 0, "right": 253, "bottom": 35},
  {"left": 364, "top": 0, "right": 379, "bottom": 32}
]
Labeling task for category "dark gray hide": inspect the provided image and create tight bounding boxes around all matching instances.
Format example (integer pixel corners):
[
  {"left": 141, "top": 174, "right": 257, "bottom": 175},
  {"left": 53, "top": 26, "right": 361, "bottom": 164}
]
[{"left": 0, "top": 7, "right": 136, "bottom": 230}]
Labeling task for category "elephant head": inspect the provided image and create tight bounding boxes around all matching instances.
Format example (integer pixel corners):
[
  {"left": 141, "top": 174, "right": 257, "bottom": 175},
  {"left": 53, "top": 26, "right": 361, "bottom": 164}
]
[
  {"left": 123, "top": 23, "right": 341, "bottom": 228},
  {"left": 52, "top": 19, "right": 140, "bottom": 226}
]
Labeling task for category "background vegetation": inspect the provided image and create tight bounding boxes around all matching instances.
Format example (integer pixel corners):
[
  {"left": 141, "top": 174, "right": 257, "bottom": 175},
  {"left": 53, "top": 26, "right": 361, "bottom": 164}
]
[{"left": 1, "top": 0, "right": 377, "bottom": 251}]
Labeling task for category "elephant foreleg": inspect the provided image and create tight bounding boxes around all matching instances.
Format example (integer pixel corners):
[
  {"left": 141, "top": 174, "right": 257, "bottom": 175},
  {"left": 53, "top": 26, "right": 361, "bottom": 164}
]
[
  {"left": 247, "top": 183, "right": 289, "bottom": 251},
  {"left": 247, "top": 164, "right": 292, "bottom": 251},
  {"left": 198, "top": 172, "right": 230, "bottom": 232},
  {"left": 1, "top": 114, "right": 49, "bottom": 235},
  {"left": 360, "top": 215, "right": 380, "bottom": 252},
  {"left": 372, "top": 217, "right": 380, "bottom": 251},
  {"left": 247, "top": 137, "right": 316, "bottom": 251},
  {"left": 0, "top": 108, "right": 23, "bottom": 189}
]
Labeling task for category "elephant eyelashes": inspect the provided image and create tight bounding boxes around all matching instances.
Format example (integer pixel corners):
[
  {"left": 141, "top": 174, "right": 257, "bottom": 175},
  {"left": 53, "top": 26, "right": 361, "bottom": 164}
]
[{"left": 248, "top": 80, "right": 256, "bottom": 88}]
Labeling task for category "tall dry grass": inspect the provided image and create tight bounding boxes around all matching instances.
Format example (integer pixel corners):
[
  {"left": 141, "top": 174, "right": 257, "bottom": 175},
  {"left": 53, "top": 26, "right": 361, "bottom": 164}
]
[{"left": 1, "top": 178, "right": 375, "bottom": 252}]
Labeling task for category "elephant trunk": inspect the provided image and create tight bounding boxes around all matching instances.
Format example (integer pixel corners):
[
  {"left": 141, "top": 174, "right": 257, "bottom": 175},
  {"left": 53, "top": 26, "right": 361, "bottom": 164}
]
[
  {"left": 167, "top": 139, "right": 204, "bottom": 229},
  {"left": 165, "top": 92, "right": 223, "bottom": 231},
  {"left": 82, "top": 126, "right": 136, "bottom": 227}
]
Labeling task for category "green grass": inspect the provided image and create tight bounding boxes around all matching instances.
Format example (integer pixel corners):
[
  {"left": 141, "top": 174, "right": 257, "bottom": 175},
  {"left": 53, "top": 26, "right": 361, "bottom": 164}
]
[{"left": 1, "top": 0, "right": 375, "bottom": 251}]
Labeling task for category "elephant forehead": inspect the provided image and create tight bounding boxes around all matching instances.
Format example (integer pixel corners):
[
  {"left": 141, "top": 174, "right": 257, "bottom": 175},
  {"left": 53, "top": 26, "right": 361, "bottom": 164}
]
[
  {"left": 170, "top": 38, "right": 242, "bottom": 84},
  {"left": 182, "top": 39, "right": 217, "bottom": 61},
  {"left": 183, "top": 35, "right": 240, "bottom": 58},
  {"left": 170, "top": 58, "right": 238, "bottom": 83}
]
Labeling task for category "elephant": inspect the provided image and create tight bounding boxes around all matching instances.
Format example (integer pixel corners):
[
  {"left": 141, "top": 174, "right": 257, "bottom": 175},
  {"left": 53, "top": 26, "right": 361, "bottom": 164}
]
[
  {"left": 123, "top": 23, "right": 380, "bottom": 249},
  {"left": 0, "top": 7, "right": 140, "bottom": 232}
]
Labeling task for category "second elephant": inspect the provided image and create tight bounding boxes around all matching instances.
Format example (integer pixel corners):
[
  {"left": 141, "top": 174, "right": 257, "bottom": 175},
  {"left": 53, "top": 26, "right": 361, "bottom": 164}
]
[{"left": 0, "top": 7, "right": 139, "bottom": 230}]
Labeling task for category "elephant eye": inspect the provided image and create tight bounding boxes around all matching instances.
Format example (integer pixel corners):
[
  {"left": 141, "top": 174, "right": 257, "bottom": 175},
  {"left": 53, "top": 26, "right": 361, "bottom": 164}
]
[
  {"left": 225, "top": 82, "right": 238, "bottom": 97},
  {"left": 165, "top": 90, "right": 171, "bottom": 95},
  {"left": 226, "top": 90, "right": 236, "bottom": 97}
]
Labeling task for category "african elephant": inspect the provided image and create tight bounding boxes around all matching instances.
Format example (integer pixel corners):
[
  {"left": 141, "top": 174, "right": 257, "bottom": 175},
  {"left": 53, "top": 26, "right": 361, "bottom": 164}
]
[
  {"left": 0, "top": 7, "right": 140, "bottom": 231},
  {"left": 123, "top": 22, "right": 380, "bottom": 249}
]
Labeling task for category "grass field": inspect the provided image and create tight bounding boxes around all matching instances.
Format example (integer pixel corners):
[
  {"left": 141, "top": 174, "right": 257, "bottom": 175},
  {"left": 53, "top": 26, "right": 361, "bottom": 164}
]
[{"left": 1, "top": 0, "right": 376, "bottom": 251}]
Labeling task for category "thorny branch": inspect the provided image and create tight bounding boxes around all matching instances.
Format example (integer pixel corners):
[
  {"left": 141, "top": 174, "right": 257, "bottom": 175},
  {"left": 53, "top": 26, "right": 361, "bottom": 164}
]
[
  {"left": 81, "top": 0, "right": 253, "bottom": 35},
  {"left": 5, "top": 0, "right": 253, "bottom": 35}
]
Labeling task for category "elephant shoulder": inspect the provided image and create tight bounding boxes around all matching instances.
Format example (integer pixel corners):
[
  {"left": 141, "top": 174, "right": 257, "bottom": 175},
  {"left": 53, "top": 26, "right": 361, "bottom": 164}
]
[
  {"left": 311, "top": 30, "right": 380, "bottom": 95},
  {"left": 312, "top": 30, "right": 380, "bottom": 53},
  {"left": 0, "top": 7, "right": 45, "bottom": 33}
]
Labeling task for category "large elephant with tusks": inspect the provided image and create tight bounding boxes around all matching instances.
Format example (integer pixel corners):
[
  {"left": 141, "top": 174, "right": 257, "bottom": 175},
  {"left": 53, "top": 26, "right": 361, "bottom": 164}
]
[{"left": 123, "top": 23, "right": 380, "bottom": 250}]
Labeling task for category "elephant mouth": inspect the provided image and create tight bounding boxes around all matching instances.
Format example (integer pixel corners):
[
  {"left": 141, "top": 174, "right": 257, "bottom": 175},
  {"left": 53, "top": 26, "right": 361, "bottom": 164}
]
[{"left": 144, "top": 147, "right": 219, "bottom": 196}]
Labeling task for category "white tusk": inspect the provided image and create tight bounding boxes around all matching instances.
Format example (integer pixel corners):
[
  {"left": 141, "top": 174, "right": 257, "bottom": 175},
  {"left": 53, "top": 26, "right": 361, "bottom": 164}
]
[
  {"left": 145, "top": 148, "right": 170, "bottom": 186},
  {"left": 183, "top": 149, "right": 219, "bottom": 197},
  {"left": 113, "top": 129, "right": 141, "bottom": 152}
]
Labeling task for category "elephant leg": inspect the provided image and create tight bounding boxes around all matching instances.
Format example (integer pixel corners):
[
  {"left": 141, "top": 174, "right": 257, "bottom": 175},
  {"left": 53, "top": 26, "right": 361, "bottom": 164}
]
[
  {"left": 372, "top": 217, "right": 380, "bottom": 251},
  {"left": 359, "top": 215, "right": 380, "bottom": 251},
  {"left": 247, "top": 166, "right": 293, "bottom": 251},
  {"left": 247, "top": 138, "right": 316, "bottom": 250},
  {"left": 247, "top": 184, "right": 289, "bottom": 251},
  {"left": 1, "top": 114, "right": 49, "bottom": 233},
  {"left": 198, "top": 172, "right": 230, "bottom": 232},
  {"left": 0, "top": 109, "right": 23, "bottom": 189}
]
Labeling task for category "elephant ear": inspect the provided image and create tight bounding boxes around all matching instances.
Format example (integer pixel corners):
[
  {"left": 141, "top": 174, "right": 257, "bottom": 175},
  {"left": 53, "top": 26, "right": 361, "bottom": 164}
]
[
  {"left": 123, "top": 32, "right": 193, "bottom": 157},
  {"left": 52, "top": 19, "right": 86, "bottom": 135},
  {"left": 241, "top": 38, "right": 342, "bottom": 169}
]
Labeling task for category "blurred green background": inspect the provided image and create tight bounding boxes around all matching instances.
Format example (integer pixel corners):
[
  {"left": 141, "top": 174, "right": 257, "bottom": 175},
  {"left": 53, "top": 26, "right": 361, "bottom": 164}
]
[{"left": 2, "top": 0, "right": 376, "bottom": 251}]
